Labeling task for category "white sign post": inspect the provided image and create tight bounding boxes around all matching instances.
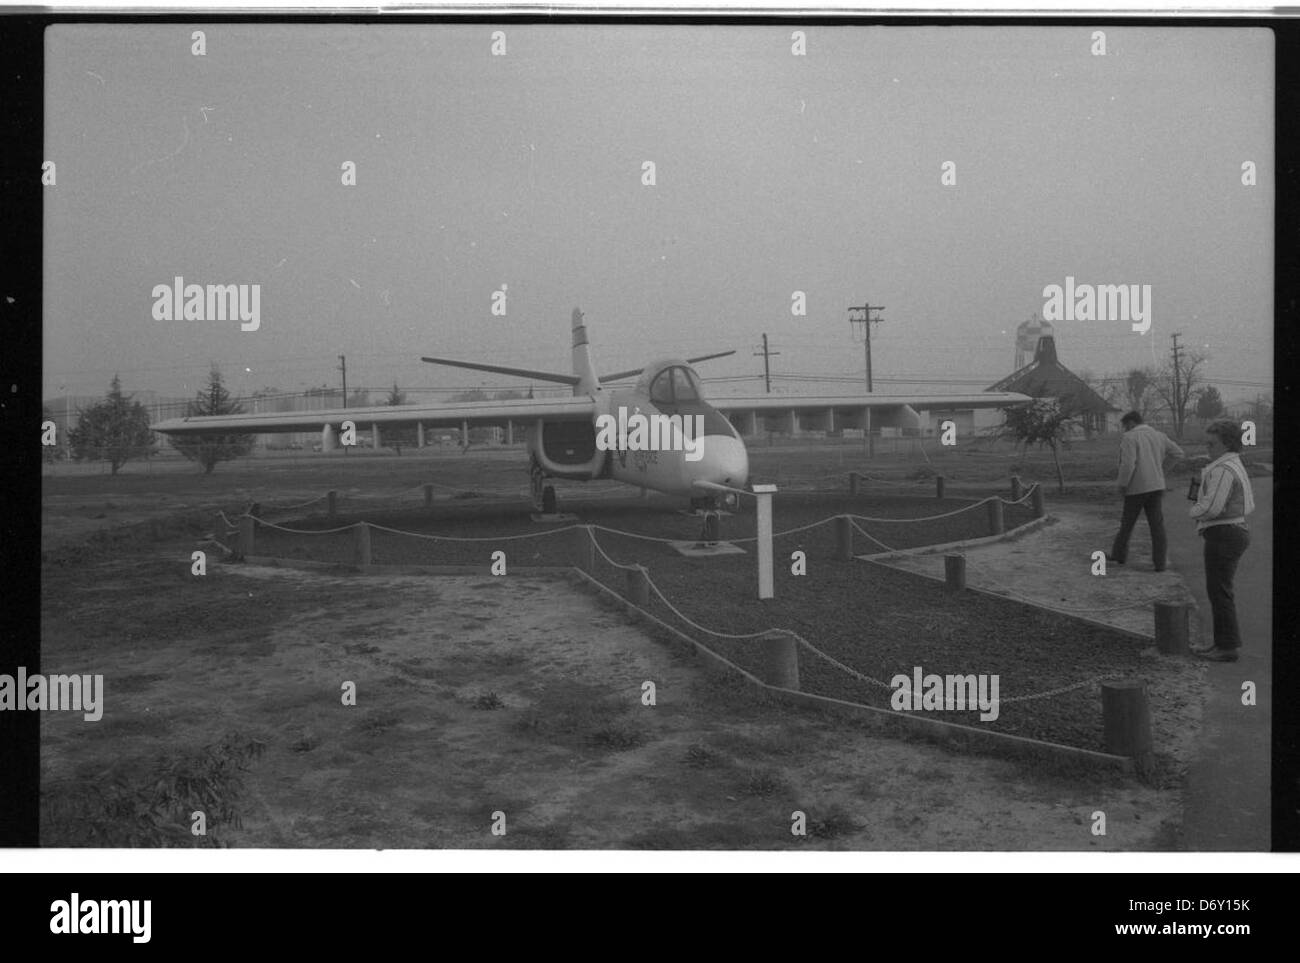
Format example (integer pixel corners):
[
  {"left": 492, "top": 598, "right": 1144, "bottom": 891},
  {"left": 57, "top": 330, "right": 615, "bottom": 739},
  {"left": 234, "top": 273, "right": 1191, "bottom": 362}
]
[{"left": 753, "top": 484, "right": 777, "bottom": 600}]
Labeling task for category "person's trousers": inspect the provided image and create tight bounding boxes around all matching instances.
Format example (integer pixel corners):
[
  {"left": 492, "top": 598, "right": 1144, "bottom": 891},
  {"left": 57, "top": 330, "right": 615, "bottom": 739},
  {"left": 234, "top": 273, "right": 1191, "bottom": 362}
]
[
  {"left": 1202, "top": 524, "right": 1250, "bottom": 650},
  {"left": 1111, "top": 490, "right": 1167, "bottom": 568}
]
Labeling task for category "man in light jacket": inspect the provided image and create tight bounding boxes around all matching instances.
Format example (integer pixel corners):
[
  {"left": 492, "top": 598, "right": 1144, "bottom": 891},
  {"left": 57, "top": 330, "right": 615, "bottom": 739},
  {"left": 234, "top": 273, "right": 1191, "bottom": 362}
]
[
  {"left": 1109, "top": 411, "right": 1185, "bottom": 571},
  {"left": 1189, "top": 419, "right": 1255, "bottom": 662}
]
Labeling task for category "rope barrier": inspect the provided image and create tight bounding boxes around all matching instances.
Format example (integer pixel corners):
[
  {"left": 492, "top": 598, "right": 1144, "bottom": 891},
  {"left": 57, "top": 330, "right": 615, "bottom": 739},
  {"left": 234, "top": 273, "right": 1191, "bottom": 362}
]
[
  {"left": 847, "top": 517, "right": 897, "bottom": 552},
  {"left": 272, "top": 493, "right": 328, "bottom": 511},
  {"left": 253, "top": 518, "right": 360, "bottom": 536},
  {"left": 844, "top": 499, "right": 994, "bottom": 523},
  {"left": 235, "top": 505, "right": 1131, "bottom": 712},
  {"left": 996, "top": 673, "right": 1128, "bottom": 704},
  {"left": 589, "top": 525, "right": 684, "bottom": 545},
  {"left": 643, "top": 578, "right": 787, "bottom": 642},
  {"left": 366, "top": 521, "right": 581, "bottom": 543},
  {"left": 587, "top": 527, "right": 641, "bottom": 573},
  {"left": 996, "top": 483, "right": 1040, "bottom": 506},
  {"left": 730, "top": 517, "right": 839, "bottom": 543},
  {"left": 791, "top": 636, "right": 896, "bottom": 690}
]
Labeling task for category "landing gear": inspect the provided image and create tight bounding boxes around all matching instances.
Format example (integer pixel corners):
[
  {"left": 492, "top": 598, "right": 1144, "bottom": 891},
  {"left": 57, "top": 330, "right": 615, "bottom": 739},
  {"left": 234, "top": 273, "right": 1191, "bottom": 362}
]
[
  {"left": 531, "top": 461, "right": 558, "bottom": 514},
  {"left": 689, "top": 494, "right": 719, "bottom": 513}
]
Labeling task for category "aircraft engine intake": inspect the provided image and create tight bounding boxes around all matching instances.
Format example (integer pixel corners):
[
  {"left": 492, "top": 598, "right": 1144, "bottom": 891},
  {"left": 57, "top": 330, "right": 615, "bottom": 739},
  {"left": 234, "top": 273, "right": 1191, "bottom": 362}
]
[{"left": 527, "top": 419, "right": 606, "bottom": 480}]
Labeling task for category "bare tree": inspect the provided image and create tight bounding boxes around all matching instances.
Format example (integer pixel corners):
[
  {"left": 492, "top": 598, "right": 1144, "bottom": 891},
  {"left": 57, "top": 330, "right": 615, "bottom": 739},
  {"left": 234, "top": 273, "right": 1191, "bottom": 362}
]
[{"left": 1153, "top": 351, "right": 1208, "bottom": 440}]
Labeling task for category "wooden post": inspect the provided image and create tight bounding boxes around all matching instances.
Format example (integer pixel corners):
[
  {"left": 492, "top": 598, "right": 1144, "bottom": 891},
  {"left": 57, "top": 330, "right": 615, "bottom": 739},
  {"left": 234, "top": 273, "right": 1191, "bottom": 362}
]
[
  {"left": 753, "top": 485, "right": 777, "bottom": 600},
  {"left": 1101, "top": 679, "right": 1154, "bottom": 761},
  {"left": 423, "top": 483, "right": 433, "bottom": 507},
  {"left": 625, "top": 566, "right": 650, "bottom": 607},
  {"left": 759, "top": 632, "right": 800, "bottom": 690},
  {"left": 1011, "top": 475, "right": 1023, "bottom": 501},
  {"left": 327, "top": 490, "right": 337, "bottom": 519},
  {"left": 936, "top": 475, "right": 945, "bottom": 499},
  {"left": 987, "top": 498, "right": 1004, "bottom": 535},
  {"left": 836, "top": 515, "right": 853, "bottom": 560},
  {"left": 1031, "top": 484, "right": 1045, "bottom": 518},
  {"left": 353, "top": 522, "right": 371, "bottom": 570},
  {"left": 416, "top": 422, "right": 425, "bottom": 449},
  {"left": 239, "top": 515, "right": 255, "bottom": 557},
  {"left": 575, "top": 525, "right": 594, "bottom": 574},
  {"left": 849, "top": 471, "right": 860, "bottom": 496},
  {"left": 944, "top": 554, "right": 966, "bottom": 593},
  {"left": 1154, "top": 601, "right": 1191, "bottom": 655}
]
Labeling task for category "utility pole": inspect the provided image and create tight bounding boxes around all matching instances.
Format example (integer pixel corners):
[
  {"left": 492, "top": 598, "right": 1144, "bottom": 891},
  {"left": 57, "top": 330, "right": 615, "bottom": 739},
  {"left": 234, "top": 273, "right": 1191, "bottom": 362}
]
[
  {"left": 1169, "top": 333, "right": 1183, "bottom": 439},
  {"left": 338, "top": 354, "right": 349, "bottom": 454},
  {"left": 753, "top": 334, "right": 781, "bottom": 393},
  {"left": 848, "top": 302, "right": 885, "bottom": 392},
  {"left": 849, "top": 302, "right": 886, "bottom": 456}
]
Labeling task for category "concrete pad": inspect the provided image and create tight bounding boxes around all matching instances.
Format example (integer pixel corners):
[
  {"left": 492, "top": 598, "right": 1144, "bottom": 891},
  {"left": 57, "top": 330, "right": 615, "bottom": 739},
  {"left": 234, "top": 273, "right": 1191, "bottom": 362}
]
[
  {"left": 530, "top": 512, "right": 580, "bottom": 523},
  {"left": 669, "top": 540, "right": 746, "bottom": 557}
]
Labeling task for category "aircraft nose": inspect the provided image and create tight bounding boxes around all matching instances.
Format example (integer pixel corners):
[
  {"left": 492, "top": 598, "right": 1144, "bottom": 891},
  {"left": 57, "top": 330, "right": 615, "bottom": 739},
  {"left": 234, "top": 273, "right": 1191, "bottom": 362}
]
[{"left": 692, "top": 434, "right": 749, "bottom": 491}]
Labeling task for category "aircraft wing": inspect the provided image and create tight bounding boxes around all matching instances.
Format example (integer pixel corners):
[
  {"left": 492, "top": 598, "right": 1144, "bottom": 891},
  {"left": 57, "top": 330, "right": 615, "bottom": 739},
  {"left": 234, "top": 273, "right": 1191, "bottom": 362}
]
[
  {"left": 710, "top": 392, "right": 1031, "bottom": 414},
  {"left": 151, "top": 396, "right": 597, "bottom": 436}
]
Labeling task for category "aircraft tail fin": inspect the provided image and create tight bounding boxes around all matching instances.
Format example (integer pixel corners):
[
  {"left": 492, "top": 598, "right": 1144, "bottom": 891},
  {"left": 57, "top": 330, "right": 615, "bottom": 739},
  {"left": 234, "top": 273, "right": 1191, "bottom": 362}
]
[{"left": 571, "top": 308, "right": 599, "bottom": 394}]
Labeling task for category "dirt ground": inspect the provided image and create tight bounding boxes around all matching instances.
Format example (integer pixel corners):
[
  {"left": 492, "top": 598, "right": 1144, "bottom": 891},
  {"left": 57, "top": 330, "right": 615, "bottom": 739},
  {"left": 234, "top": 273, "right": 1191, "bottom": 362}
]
[
  {"left": 38, "top": 446, "right": 1203, "bottom": 851},
  {"left": 41, "top": 560, "right": 1180, "bottom": 850}
]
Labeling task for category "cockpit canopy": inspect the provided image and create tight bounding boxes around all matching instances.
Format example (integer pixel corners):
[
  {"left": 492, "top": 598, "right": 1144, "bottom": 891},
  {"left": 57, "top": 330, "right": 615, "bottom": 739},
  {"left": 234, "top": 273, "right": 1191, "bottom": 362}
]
[{"left": 636, "top": 360, "right": 705, "bottom": 406}]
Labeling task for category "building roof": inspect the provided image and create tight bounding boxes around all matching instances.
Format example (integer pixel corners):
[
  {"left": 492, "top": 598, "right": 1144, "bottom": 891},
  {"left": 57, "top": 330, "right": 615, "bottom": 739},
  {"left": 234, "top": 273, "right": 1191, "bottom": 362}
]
[{"left": 987, "top": 337, "right": 1120, "bottom": 414}]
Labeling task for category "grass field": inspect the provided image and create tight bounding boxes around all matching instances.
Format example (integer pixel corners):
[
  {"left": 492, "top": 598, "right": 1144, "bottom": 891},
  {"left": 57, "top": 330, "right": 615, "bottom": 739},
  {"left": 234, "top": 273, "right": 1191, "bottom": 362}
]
[{"left": 38, "top": 438, "right": 1212, "bottom": 849}]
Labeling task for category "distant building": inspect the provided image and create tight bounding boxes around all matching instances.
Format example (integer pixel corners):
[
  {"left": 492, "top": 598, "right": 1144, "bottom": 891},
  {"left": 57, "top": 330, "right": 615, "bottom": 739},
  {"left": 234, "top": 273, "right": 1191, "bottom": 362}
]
[
  {"left": 987, "top": 336, "right": 1120, "bottom": 435},
  {"left": 1013, "top": 314, "right": 1054, "bottom": 371}
]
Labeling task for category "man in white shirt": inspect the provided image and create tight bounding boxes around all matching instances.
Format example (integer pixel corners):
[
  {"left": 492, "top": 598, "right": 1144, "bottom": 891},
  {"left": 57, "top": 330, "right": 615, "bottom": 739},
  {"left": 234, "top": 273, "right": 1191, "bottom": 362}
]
[{"left": 1109, "top": 411, "right": 1185, "bottom": 571}]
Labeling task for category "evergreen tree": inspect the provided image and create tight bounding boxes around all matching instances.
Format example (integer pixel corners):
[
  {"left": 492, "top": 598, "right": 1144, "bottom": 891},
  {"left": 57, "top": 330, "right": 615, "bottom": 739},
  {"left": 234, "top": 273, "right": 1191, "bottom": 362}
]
[
  {"left": 170, "top": 366, "right": 255, "bottom": 474},
  {"left": 67, "top": 376, "right": 155, "bottom": 475},
  {"left": 1194, "top": 385, "right": 1225, "bottom": 422}
]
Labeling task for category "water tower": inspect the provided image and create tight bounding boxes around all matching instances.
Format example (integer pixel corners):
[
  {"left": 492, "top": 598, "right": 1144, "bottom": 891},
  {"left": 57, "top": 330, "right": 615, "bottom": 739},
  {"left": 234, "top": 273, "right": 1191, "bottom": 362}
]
[{"left": 1014, "top": 314, "right": 1054, "bottom": 371}]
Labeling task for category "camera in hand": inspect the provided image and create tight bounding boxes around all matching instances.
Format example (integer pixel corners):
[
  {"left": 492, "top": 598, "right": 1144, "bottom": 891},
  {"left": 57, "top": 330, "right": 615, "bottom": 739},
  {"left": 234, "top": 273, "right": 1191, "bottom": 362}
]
[{"left": 1187, "top": 475, "right": 1201, "bottom": 500}]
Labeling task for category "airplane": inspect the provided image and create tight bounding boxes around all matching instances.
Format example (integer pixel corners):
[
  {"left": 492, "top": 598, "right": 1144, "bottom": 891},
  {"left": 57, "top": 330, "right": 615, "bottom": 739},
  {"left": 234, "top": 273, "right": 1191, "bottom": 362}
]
[{"left": 152, "top": 309, "right": 1031, "bottom": 513}]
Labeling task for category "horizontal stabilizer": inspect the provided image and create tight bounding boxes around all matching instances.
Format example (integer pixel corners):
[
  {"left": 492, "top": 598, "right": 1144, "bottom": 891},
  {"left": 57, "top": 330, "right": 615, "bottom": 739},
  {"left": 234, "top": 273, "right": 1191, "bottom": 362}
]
[{"left": 421, "top": 356, "right": 580, "bottom": 387}]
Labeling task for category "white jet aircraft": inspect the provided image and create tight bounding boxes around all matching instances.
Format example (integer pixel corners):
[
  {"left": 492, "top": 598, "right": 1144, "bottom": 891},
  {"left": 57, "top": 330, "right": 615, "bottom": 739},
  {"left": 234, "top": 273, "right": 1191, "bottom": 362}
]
[{"left": 152, "top": 309, "right": 1030, "bottom": 512}]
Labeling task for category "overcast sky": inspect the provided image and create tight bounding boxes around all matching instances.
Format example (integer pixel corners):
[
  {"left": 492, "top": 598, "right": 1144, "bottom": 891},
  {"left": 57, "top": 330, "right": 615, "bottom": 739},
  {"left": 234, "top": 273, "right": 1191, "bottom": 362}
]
[{"left": 43, "top": 23, "right": 1273, "bottom": 404}]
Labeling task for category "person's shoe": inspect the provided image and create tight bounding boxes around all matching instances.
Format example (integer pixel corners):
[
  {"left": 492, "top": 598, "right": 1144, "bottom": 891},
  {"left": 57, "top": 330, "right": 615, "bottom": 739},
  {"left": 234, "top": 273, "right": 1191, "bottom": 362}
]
[
  {"left": 1105, "top": 554, "right": 1125, "bottom": 566},
  {"left": 1189, "top": 642, "right": 1216, "bottom": 654},
  {"left": 1199, "top": 647, "right": 1239, "bottom": 662},
  {"left": 1153, "top": 565, "right": 1167, "bottom": 572}
]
